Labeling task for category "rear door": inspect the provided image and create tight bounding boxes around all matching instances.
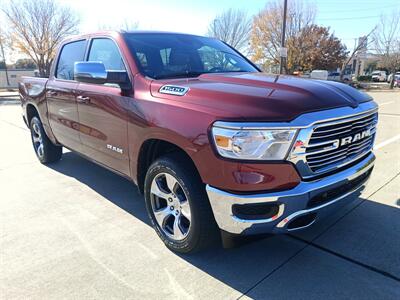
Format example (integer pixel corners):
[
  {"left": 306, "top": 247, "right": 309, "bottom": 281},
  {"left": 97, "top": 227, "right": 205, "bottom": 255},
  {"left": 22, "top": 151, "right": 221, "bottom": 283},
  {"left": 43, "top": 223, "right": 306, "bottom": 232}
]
[
  {"left": 47, "top": 40, "right": 87, "bottom": 151},
  {"left": 75, "top": 37, "right": 131, "bottom": 176}
]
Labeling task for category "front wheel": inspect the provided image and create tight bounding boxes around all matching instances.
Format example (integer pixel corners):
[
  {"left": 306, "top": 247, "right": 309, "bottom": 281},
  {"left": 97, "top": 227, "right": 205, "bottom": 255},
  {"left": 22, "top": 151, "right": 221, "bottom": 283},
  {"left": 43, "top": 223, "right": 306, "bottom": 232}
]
[
  {"left": 144, "top": 153, "right": 219, "bottom": 253},
  {"left": 30, "top": 116, "right": 62, "bottom": 164}
]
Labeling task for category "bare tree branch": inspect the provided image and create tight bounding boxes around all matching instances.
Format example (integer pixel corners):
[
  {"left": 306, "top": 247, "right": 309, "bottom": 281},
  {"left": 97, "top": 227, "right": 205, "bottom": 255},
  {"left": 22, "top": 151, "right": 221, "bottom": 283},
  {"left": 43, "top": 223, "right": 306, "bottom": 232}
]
[
  {"left": 207, "top": 8, "right": 251, "bottom": 52},
  {"left": 373, "top": 10, "right": 400, "bottom": 88},
  {"left": 2, "top": 0, "right": 79, "bottom": 77},
  {"left": 250, "top": 0, "right": 316, "bottom": 72},
  {"left": 0, "top": 27, "right": 11, "bottom": 86},
  {"left": 98, "top": 19, "right": 139, "bottom": 31},
  {"left": 340, "top": 28, "right": 376, "bottom": 80}
]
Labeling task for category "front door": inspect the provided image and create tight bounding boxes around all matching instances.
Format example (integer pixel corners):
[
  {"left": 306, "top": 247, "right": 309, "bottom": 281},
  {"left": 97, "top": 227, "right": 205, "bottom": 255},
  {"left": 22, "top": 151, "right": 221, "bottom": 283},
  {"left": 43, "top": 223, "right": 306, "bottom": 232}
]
[{"left": 75, "top": 38, "right": 130, "bottom": 176}]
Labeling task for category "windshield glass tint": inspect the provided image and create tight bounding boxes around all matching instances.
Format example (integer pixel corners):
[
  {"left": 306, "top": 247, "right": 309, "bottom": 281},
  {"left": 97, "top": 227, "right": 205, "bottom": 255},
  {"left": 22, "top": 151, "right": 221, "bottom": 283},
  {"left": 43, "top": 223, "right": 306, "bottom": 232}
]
[{"left": 123, "top": 33, "right": 258, "bottom": 79}]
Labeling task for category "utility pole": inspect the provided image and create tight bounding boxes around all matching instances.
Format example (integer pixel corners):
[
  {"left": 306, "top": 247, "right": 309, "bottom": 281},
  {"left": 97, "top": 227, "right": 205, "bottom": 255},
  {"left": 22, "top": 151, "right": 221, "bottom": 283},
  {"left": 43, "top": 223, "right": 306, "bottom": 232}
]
[
  {"left": 213, "top": 19, "right": 219, "bottom": 37},
  {"left": 280, "top": 0, "right": 288, "bottom": 74},
  {"left": 0, "top": 34, "right": 10, "bottom": 87}
]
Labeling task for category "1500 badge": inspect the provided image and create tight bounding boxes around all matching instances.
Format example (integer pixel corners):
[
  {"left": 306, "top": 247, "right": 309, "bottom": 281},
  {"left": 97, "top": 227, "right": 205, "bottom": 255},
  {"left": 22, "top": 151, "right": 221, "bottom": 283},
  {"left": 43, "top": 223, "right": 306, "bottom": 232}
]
[{"left": 159, "top": 85, "right": 189, "bottom": 96}]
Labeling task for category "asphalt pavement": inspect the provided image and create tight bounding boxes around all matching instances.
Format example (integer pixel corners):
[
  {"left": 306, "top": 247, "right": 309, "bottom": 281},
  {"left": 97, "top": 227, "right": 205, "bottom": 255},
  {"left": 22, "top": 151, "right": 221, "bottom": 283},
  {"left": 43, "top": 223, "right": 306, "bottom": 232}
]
[{"left": 0, "top": 91, "right": 399, "bottom": 299}]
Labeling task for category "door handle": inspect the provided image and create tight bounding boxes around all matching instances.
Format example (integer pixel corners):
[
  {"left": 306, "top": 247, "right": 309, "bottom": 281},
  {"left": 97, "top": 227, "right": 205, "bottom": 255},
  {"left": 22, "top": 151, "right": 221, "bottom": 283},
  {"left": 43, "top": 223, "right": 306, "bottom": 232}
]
[
  {"left": 47, "top": 91, "right": 58, "bottom": 96},
  {"left": 77, "top": 96, "right": 91, "bottom": 104}
]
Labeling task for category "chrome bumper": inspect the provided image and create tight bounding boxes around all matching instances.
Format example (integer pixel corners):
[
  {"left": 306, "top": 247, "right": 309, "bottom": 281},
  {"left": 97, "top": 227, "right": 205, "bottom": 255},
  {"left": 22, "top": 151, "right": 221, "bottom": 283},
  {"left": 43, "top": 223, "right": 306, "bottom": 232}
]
[{"left": 206, "top": 152, "right": 375, "bottom": 235}]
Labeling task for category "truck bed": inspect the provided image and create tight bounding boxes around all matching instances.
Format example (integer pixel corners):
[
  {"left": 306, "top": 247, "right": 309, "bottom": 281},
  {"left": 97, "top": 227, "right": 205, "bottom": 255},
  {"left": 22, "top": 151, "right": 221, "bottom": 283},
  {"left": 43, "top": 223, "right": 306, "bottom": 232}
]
[{"left": 19, "top": 76, "right": 48, "bottom": 100}]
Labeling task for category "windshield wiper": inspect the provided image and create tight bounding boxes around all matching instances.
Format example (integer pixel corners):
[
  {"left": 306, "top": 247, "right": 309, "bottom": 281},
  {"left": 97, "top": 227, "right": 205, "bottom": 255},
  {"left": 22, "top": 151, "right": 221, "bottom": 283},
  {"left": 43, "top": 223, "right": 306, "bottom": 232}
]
[
  {"left": 153, "top": 70, "right": 249, "bottom": 80},
  {"left": 154, "top": 71, "right": 205, "bottom": 80}
]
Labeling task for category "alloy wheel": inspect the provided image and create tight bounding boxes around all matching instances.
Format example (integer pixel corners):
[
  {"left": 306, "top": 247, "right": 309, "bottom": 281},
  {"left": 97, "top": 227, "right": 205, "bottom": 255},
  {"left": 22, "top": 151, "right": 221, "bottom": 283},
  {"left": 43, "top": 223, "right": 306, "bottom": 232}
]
[
  {"left": 32, "top": 122, "right": 44, "bottom": 158},
  {"left": 150, "top": 172, "right": 191, "bottom": 241}
]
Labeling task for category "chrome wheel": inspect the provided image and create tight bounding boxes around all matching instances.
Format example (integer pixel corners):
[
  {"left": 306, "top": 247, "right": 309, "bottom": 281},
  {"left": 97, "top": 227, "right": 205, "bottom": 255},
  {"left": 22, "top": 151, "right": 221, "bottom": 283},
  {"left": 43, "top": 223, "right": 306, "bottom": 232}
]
[
  {"left": 31, "top": 122, "right": 44, "bottom": 159},
  {"left": 150, "top": 172, "right": 191, "bottom": 241}
]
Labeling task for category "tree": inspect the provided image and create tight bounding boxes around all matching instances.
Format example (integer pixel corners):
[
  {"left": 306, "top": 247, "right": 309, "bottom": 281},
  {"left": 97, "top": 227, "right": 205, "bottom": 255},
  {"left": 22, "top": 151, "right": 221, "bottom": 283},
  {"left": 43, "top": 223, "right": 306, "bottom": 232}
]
[
  {"left": 14, "top": 58, "right": 37, "bottom": 69},
  {"left": 373, "top": 11, "right": 400, "bottom": 88},
  {"left": 288, "top": 25, "right": 348, "bottom": 72},
  {"left": 207, "top": 8, "right": 251, "bottom": 52},
  {"left": 0, "top": 27, "right": 10, "bottom": 86},
  {"left": 98, "top": 19, "right": 139, "bottom": 31},
  {"left": 250, "top": 0, "right": 316, "bottom": 72},
  {"left": 2, "top": 0, "right": 79, "bottom": 77},
  {"left": 340, "top": 29, "right": 375, "bottom": 80}
]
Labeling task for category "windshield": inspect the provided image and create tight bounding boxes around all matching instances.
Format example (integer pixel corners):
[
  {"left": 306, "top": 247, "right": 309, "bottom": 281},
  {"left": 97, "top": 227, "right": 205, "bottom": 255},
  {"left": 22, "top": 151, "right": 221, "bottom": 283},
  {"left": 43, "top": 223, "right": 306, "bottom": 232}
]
[{"left": 123, "top": 33, "right": 258, "bottom": 79}]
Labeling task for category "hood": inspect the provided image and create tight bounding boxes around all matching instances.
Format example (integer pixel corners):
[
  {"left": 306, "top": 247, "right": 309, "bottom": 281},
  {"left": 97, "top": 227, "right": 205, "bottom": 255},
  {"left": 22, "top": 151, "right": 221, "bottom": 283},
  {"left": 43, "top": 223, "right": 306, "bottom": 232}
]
[{"left": 150, "top": 72, "right": 373, "bottom": 122}]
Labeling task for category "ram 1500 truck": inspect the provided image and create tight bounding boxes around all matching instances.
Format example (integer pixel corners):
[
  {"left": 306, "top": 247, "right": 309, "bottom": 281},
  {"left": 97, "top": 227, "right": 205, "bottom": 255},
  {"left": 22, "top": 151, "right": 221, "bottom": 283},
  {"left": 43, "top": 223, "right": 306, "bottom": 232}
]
[{"left": 19, "top": 31, "right": 377, "bottom": 253}]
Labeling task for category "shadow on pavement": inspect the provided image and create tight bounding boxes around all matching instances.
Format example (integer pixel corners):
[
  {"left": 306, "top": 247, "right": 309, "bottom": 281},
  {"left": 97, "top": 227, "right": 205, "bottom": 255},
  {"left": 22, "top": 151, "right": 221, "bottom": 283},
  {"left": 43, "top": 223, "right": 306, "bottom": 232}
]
[
  {"left": 48, "top": 151, "right": 150, "bottom": 226},
  {"left": 47, "top": 151, "right": 400, "bottom": 298},
  {"left": 48, "top": 151, "right": 273, "bottom": 248}
]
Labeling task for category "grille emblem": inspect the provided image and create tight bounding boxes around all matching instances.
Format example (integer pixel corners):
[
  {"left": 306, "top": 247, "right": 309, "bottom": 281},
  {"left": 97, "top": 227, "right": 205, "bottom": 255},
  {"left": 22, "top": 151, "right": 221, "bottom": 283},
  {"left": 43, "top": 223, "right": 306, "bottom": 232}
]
[
  {"left": 339, "top": 128, "right": 372, "bottom": 146},
  {"left": 287, "top": 109, "right": 377, "bottom": 178}
]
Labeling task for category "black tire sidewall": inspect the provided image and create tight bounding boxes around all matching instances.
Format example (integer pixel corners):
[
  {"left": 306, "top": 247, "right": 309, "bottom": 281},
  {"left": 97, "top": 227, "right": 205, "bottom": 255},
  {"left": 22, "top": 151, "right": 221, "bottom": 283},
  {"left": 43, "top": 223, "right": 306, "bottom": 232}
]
[{"left": 30, "top": 116, "right": 61, "bottom": 164}]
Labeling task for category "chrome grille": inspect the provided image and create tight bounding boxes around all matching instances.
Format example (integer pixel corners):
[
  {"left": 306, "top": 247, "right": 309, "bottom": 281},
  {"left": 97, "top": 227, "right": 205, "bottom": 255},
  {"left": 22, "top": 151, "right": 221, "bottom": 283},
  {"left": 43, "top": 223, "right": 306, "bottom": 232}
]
[{"left": 305, "top": 111, "right": 378, "bottom": 173}]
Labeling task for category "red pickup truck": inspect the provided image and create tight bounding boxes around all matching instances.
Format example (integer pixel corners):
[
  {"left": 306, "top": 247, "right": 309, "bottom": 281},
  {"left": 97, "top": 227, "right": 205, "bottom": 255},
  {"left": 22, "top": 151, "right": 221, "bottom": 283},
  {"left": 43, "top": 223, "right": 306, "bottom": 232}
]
[{"left": 19, "top": 31, "right": 378, "bottom": 253}]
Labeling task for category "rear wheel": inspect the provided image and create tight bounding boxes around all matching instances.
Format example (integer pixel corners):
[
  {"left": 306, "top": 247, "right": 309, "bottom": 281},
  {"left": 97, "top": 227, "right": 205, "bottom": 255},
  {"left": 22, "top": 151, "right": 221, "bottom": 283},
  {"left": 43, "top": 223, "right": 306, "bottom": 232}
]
[
  {"left": 30, "top": 116, "right": 62, "bottom": 164},
  {"left": 144, "top": 153, "right": 219, "bottom": 253}
]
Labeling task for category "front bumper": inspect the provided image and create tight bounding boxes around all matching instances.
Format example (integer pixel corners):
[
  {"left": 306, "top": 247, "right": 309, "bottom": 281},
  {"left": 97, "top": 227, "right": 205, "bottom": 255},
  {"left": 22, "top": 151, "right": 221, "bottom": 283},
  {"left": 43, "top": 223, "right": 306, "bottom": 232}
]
[{"left": 206, "top": 152, "right": 375, "bottom": 235}]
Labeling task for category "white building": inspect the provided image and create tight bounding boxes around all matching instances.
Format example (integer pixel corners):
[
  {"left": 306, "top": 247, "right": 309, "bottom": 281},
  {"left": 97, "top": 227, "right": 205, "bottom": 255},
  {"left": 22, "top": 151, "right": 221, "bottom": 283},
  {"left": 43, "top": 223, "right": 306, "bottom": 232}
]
[
  {"left": 0, "top": 69, "right": 36, "bottom": 88},
  {"left": 345, "top": 36, "right": 368, "bottom": 76}
]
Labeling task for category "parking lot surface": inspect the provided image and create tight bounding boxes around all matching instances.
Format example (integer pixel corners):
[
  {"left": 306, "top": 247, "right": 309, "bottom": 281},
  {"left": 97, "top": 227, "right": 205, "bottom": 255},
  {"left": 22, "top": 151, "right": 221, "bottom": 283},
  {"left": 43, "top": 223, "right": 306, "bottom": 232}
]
[{"left": 1, "top": 91, "right": 399, "bottom": 299}]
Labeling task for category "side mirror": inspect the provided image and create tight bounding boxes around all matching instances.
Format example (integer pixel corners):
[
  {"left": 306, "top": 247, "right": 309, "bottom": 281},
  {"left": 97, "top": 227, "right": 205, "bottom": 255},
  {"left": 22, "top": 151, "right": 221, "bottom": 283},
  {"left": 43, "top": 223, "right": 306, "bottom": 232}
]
[
  {"left": 74, "top": 61, "right": 131, "bottom": 90},
  {"left": 74, "top": 62, "right": 107, "bottom": 84}
]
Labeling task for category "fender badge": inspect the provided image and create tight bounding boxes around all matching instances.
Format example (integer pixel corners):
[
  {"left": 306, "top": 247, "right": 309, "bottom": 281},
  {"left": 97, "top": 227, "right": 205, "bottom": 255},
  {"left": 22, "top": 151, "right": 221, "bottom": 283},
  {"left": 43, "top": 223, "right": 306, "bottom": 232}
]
[
  {"left": 159, "top": 85, "right": 189, "bottom": 96},
  {"left": 107, "top": 144, "right": 123, "bottom": 154}
]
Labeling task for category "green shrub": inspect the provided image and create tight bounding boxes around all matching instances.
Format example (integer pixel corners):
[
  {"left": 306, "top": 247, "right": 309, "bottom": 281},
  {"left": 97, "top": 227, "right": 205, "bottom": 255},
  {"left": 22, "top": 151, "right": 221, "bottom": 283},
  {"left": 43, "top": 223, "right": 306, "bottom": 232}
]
[{"left": 357, "top": 75, "right": 372, "bottom": 82}]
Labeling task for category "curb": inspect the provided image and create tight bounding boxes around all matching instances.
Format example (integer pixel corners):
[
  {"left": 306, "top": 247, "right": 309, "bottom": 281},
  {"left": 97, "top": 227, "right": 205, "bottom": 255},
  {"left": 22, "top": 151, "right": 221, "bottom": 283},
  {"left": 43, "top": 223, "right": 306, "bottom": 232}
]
[
  {"left": 0, "top": 95, "right": 19, "bottom": 98},
  {"left": 0, "top": 97, "right": 20, "bottom": 105},
  {"left": 365, "top": 89, "right": 400, "bottom": 93}
]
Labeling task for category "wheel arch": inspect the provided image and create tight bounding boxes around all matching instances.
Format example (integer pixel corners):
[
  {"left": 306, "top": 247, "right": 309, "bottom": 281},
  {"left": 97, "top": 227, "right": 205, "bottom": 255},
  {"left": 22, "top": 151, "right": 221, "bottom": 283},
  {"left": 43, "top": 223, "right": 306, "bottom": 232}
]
[
  {"left": 25, "top": 101, "right": 59, "bottom": 146},
  {"left": 136, "top": 138, "right": 200, "bottom": 194},
  {"left": 26, "top": 103, "right": 40, "bottom": 125}
]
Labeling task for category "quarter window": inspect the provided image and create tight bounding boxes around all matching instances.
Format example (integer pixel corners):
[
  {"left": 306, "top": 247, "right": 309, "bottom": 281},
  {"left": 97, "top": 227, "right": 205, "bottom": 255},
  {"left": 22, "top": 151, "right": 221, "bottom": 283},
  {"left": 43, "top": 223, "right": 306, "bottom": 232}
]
[{"left": 56, "top": 40, "right": 87, "bottom": 80}]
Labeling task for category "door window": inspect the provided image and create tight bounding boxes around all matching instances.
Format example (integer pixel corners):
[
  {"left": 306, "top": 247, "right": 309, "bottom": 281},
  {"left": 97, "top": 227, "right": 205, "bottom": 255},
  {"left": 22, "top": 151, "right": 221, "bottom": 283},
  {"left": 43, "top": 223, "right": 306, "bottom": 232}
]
[
  {"left": 56, "top": 40, "right": 87, "bottom": 80},
  {"left": 88, "top": 38, "right": 126, "bottom": 70}
]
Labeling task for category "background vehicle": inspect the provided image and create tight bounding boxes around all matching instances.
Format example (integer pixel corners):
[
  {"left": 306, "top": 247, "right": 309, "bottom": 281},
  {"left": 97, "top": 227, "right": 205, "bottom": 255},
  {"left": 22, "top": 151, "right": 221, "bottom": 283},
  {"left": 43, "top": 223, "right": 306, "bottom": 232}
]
[
  {"left": 310, "top": 70, "right": 328, "bottom": 80},
  {"left": 387, "top": 72, "right": 400, "bottom": 83},
  {"left": 394, "top": 75, "right": 400, "bottom": 87},
  {"left": 328, "top": 71, "right": 352, "bottom": 82},
  {"left": 371, "top": 70, "right": 387, "bottom": 82},
  {"left": 300, "top": 71, "right": 311, "bottom": 78},
  {"left": 327, "top": 71, "right": 340, "bottom": 81},
  {"left": 19, "top": 31, "right": 377, "bottom": 253}
]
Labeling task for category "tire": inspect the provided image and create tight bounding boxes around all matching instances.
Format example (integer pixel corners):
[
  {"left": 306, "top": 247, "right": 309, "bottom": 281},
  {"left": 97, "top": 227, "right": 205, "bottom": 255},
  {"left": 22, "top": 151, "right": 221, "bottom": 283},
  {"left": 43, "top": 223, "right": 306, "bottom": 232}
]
[
  {"left": 144, "top": 153, "right": 219, "bottom": 253},
  {"left": 30, "top": 116, "right": 62, "bottom": 164}
]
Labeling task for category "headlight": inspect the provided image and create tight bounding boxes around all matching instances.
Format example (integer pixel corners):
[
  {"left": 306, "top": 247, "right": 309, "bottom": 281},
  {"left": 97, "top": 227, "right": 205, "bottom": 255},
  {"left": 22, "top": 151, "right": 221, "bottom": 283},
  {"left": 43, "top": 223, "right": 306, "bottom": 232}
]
[{"left": 211, "top": 124, "right": 297, "bottom": 160}]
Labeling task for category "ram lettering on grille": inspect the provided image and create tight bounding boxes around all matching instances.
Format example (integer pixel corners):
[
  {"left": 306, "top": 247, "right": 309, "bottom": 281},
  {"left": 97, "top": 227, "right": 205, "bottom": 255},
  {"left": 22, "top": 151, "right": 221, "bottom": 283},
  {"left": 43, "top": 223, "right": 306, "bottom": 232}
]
[
  {"left": 339, "top": 128, "right": 372, "bottom": 146},
  {"left": 305, "top": 112, "right": 378, "bottom": 174}
]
